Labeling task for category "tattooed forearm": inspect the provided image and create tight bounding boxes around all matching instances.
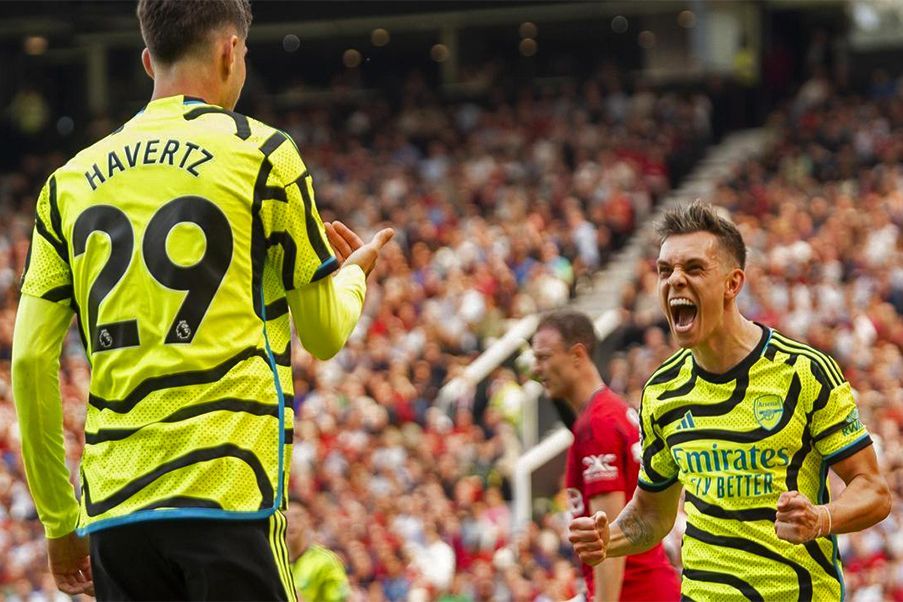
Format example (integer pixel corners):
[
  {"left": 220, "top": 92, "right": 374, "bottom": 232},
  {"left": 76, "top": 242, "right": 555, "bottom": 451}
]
[{"left": 613, "top": 505, "right": 657, "bottom": 551}]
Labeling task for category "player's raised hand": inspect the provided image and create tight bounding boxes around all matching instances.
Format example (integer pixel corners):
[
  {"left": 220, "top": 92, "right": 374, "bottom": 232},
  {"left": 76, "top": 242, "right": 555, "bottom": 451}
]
[
  {"left": 775, "top": 490, "right": 830, "bottom": 543},
  {"left": 325, "top": 221, "right": 364, "bottom": 264},
  {"left": 48, "top": 531, "right": 94, "bottom": 596},
  {"left": 325, "top": 221, "right": 394, "bottom": 276},
  {"left": 344, "top": 226, "right": 394, "bottom": 276},
  {"left": 569, "top": 510, "right": 611, "bottom": 566}
]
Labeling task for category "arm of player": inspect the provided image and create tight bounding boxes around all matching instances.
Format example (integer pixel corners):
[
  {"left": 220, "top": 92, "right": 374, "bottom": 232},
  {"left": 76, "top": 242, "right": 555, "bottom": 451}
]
[
  {"left": 287, "top": 223, "right": 393, "bottom": 360},
  {"left": 12, "top": 294, "right": 94, "bottom": 596},
  {"left": 570, "top": 481, "right": 681, "bottom": 565},
  {"left": 11, "top": 294, "right": 78, "bottom": 536},
  {"left": 589, "top": 491, "right": 626, "bottom": 602},
  {"left": 775, "top": 446, "right": 890, "bottom": 543},
  {"left": 287, "top": 266, "right": 366, "bottom": 360}
]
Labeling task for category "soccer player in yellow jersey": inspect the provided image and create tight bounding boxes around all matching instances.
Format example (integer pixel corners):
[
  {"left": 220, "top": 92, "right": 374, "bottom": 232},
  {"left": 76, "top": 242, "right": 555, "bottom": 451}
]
[
  {"left": 11, "top": 0, "right": 392, "bottom": 599},
  {"left": 286, "top": 501, "right": 350, "bottom": 602},
  {"left": 569, "top": 201, "right": 891, "bottom": 601}
]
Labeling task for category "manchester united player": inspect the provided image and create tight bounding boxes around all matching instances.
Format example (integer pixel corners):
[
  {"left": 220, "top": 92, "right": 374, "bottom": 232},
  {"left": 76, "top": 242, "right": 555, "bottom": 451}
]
[{"left": 533, "top": 310, "right": 679, "bottom": 602}]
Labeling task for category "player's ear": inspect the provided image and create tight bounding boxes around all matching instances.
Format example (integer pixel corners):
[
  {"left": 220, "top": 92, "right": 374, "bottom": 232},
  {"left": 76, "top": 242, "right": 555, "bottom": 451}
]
[
  {"left": 141, "top": 48, "right": 154, "bottom": 80},
  {"left": 571, "top": 342, "right": 587, "bottom": 364},
  {"left": 724, "top": 267, "right": 745, "bottom": 301},
  {"left": 222, "top": 34, "right": 240, "bottom": 77}
]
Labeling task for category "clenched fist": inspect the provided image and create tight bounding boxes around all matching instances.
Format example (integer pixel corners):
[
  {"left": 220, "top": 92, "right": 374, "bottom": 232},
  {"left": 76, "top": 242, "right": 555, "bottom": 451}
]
[
  {"left": 568, "top": 510, "right": 611, "bottom": 566},
  {"left": 775, "top": 490, "right": 831, "bottom": 544}
]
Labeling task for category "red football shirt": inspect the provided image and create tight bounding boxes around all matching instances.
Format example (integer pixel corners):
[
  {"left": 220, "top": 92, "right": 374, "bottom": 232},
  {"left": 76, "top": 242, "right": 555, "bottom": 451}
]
[{"left": 565, "top": 387, "right": 680, "bottom": 602}]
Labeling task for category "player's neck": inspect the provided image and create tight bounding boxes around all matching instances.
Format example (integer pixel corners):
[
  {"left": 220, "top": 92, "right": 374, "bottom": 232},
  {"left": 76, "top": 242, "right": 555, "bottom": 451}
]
[
  {"left": 287, "top": 539, "right": 309, "bottom": 562},
  {"left": 150, "top": 65, "right": 222, "bottom": 107},
  {"left": 692, "top": 313, "right": 762, "bottom": 375},
  {"left": 568, "top": 367, "right": 605, "bottom": 413}
]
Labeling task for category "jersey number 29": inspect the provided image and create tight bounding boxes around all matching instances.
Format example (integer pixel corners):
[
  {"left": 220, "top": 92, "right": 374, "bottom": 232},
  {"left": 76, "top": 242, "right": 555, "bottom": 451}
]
[{"left": 72, "top": 195, "right": 232, "bottom": 353}]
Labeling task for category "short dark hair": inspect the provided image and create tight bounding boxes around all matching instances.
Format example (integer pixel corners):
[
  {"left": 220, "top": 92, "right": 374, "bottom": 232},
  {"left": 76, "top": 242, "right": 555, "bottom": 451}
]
[
  {"left": 137, "top": 0, "right": 252, "bottom": 64},
  {"left": 536, "top": 309, "right": 597, "bottom": 356},
  {"left": 656, "top": 200, "right": 747, "bottom": 269}
]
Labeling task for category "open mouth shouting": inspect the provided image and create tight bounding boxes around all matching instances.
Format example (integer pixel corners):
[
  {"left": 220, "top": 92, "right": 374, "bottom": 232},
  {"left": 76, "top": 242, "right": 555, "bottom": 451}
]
[{"left": 669, "top": 297, "right": 698, "bottom": 334}]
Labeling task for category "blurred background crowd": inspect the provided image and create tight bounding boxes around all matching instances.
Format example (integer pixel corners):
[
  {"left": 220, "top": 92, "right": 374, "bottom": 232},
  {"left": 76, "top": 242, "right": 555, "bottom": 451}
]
[{"left": 3, "top": 1, "right": 903, "bottom": 601}]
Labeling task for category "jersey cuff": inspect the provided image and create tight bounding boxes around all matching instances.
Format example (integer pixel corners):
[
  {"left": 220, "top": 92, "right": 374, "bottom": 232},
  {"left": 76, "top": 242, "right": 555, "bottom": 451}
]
[
  {"left": 19, "top": 288, "right": 73, "bottom": 306},
  {"left": 638, "top": 475, "right": 678, "bottom": 492},
  {"left": 311, "top": 256, "right": 339, "bottom": 282},
  {"left": 812, "top": 419, "right": 847, "bottom": 443},
  {"left": 824, "top": 434, "right": 872, "bottom": 465}
]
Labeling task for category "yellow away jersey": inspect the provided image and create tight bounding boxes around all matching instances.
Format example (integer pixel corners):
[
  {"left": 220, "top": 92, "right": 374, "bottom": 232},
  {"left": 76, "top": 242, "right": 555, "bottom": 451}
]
[
  {"left": 19, "top": 95, "right": 337, "bottom": 533},
  {"left": 638, "top": 326, "right": 871, "bottom": 601},
  {"left": 291, "top": 545, "right": 350, "bottom": 602}
]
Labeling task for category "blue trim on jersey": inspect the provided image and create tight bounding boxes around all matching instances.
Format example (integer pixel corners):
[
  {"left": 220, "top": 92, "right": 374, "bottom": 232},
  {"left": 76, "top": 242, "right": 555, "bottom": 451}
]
[
  {"left": 833, "top": 533, "right": 845, "bottom": 601},
  {"left": 817, "top": 459, "right": 846, "bottom": 599},
  {"left": 823, "top": 433, "right": 871, "bottom": 463},
  {"left": 259, "top": 282, "right": 287, "bottom": 515},
  {"left": 75, "top": 290, "right": 286, "bottom": 536},
  {"left": 816, "top": 460, "right": 829, "bottom": 505},
  {"left": 311, "top": 256, "right": 339, "bottom": 282},
  {"left": 76, "top": 504, "right": 278, "bottom": 535},
  {"left": 760, "top": 327, "right": 773, "bottom": 356}
]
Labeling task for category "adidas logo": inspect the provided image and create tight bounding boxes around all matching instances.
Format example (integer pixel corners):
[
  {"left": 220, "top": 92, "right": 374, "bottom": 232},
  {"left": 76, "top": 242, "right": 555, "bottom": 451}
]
[{"left": 676, "top": 410, "right": 696, "bottom": 431}]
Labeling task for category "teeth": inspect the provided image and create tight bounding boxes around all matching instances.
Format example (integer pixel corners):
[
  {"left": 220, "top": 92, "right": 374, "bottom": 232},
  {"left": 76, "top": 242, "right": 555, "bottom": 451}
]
[{"left": 669, "top": 298, "right": 695, "bottom": 307}]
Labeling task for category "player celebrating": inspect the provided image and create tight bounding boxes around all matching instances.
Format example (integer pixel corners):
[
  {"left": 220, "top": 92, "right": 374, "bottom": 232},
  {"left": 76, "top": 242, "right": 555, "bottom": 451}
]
[
  {"left": 533, "top": 310, "right": 680, "bottom": 601},
  {"left": 569, "top": 201, "right": 891, "bottom": 600},
  {"left": 11, "top": 0, "right": 391, "bottom": 599}
]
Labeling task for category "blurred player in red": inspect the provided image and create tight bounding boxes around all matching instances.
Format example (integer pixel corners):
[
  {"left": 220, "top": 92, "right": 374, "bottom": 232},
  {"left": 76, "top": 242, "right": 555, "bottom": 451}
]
[{"left": 533, "top": 309, "right": 680, "bottom": 602}]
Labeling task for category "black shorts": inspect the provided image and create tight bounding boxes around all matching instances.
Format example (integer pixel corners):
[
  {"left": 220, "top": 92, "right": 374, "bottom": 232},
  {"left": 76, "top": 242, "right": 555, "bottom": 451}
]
[{"left": 89, "top": 511, "right": 296, "bottom": 601}]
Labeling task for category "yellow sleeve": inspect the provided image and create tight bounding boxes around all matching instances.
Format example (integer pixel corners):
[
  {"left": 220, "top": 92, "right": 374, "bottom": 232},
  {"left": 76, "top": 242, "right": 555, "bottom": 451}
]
[
  {"left": 262, "top": 132, "right": 338, "bottom": 289},
  {"left": 810, "top": 364, "right": 872, "bottom": 464},
  {"left": 11, "top": 294, "right": 80, "bottom": 538},
  {"left": 20, "top": 175, "right": 72, "bottom": 302},
  {"left": 286, "top": 264, "right": 366, "bottom": 360},
  {"left": 637, "top": 387, "right": 680, "bottom": 491}
]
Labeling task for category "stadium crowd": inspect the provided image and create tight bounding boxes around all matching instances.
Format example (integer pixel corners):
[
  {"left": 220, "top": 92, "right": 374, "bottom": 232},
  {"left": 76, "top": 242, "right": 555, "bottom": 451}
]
[{"left": 3, "top": 63, "right": 902, "bottom": 602}]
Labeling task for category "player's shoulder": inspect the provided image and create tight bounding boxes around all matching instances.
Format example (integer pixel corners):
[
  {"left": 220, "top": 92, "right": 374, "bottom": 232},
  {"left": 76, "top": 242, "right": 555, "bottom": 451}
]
[
  {"left": 131, "top": 98, "right": 295, "bottom": 153},
  {"left": 586, "top": 389, "right": 638, "bottom": 431},
  {"left": 180, "top": 105, "right": 296, "bottom": 156},
  {"left": 58, "top": 106, "right": 301, "bottom": 182},
  {"left": 59, "top": 122, "right": 133, "bottom": 176},
  {"left": 239, "top": 116, "right": 308, "bottom": 179},
  {"left": 643, "top": 348, "right": 693, "bottom": 391},
  {"left": 309, "top": 544, "right": 344, "bottom": 568},
  {"left": 230, "top": 113, "right": 298, "bottom": 154},
  {"left": 765, "top": 329, "right": 844, "bottom": 388},
  {"left": 590, "top": 388, "right": 630, "bottom": 417}
]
